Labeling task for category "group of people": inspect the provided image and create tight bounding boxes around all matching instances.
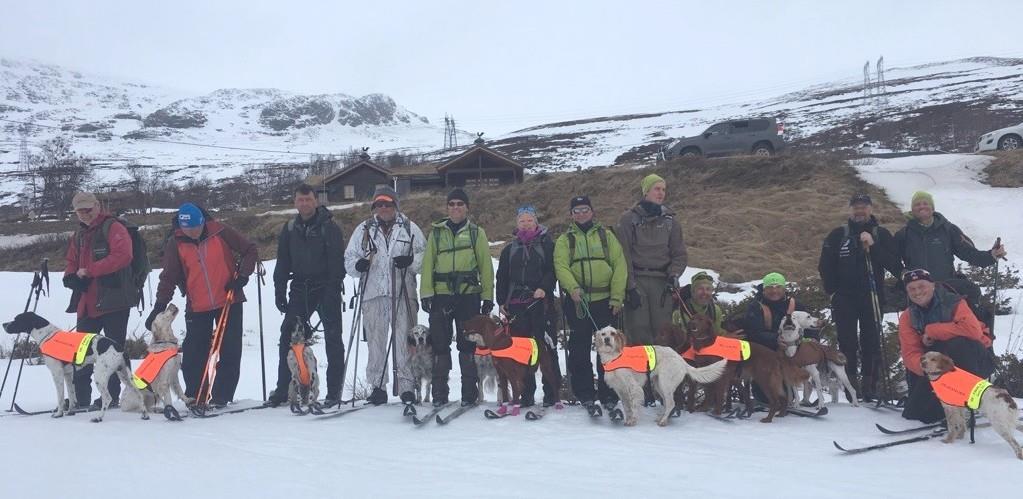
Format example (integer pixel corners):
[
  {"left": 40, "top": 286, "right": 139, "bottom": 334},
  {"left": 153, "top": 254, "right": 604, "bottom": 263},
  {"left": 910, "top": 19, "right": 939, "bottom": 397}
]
[{"left": 61, "top": 174, "right": 1007, "bottom": 424}]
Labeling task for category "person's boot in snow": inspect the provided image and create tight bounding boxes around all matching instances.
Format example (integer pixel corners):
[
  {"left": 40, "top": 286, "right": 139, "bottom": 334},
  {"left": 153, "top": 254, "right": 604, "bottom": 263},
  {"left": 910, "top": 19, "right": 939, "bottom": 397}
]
[
  {"left": 266, "top": 388, "right": 288, "bottom": 407},
  {"left": 368, "top": 387, "right": 388, "bottom": 406},
  {"left": 860, "top": 375, "right": 876, "bottom": 403}
]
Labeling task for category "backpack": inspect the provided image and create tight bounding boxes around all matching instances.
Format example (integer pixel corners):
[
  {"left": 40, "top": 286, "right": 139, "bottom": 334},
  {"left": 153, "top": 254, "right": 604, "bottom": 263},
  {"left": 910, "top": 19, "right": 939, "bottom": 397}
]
[
  {"left": 566, "top": 226, "right": 611, "bottom": 266},
  {"left": 940, "top": 280, "right": 996, "bottom": 341},
  {"left": 79, "top": 217, "right": 151, "bottom": 308}
]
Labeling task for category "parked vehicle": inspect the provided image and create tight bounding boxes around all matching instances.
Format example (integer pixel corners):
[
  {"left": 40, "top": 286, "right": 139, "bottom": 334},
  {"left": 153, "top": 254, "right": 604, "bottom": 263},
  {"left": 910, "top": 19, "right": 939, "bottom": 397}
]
[
  {"left": 976, "top": 122, "right": 1023, "bottom": 152},
  {"left": 659, "top": 118, "right": 786, "bottom": 160}
]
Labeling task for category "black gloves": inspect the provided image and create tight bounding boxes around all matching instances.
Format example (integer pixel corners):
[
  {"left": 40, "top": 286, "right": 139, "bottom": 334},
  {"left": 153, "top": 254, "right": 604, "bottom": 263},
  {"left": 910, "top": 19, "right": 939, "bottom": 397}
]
[
  {"left": 275, "top": 288, "right": 288, "bottom": 314},
  {"left": 421, "top": 297, "right": 432, "bottom": 314},
  {"left": 145, "top": 302, "right": 168, "bottom": 331},
  {"left": 62, "top": 274, "right": 90, "bottom": 292},
  {"left": 355, "top": 258, "right": 371, "bottom": 272},
  {"left": 225, "top": 275, "right": 249, "bottom": 293},
  {"left": 393, "top": 255, "right": 413, "bottom": 269},
  {"left": 481, "top": 300, "right": 494, "bottom": 315},
  {"left": 626, "top": 288, "right": 642, "bottom": 310}
]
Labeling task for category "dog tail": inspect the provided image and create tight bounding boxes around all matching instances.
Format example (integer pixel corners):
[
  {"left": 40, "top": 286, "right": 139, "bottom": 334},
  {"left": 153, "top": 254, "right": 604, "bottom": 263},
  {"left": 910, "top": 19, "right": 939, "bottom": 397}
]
[{"left": 686, "top": 358, "right": 728, "bottom": 385}]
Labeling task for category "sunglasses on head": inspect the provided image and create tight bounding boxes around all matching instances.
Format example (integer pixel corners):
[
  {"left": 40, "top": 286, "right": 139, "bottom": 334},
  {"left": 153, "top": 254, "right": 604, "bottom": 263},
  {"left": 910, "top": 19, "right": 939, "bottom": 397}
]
[
  {"left": 447, "top": 201, "right": 466, "bottom": 207},
  {"left": 571, "top": 206, "right": 591, "bottom": 214},
  {"left": 903, "top": 268, "right": 932, "bottom": 283}
]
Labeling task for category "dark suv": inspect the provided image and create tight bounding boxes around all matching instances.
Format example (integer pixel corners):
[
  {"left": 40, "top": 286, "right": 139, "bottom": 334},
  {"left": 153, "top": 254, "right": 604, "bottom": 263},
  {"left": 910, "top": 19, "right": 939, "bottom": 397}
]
[{"left": 659, "top": 118, "right": 786, "bottom": 160}]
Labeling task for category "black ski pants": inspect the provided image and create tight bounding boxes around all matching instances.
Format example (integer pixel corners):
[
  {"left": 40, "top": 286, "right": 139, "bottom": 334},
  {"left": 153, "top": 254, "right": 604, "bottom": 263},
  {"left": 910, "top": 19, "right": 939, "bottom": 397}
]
[
  {"left": 428, "top": 293, "right": 480, "bottom": 403},
  {"left": 181, "top": 303, "right": 243, "bottom": 404}
]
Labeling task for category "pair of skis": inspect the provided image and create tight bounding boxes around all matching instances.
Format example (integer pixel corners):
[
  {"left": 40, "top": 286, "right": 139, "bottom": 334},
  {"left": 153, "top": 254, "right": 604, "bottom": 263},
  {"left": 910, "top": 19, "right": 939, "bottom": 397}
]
[
  {"left": 832, "top": 417, "right": 1023, "bottom": 454},
  {"left": 409, "top": 401, "right": 479, "bottom": 426}
]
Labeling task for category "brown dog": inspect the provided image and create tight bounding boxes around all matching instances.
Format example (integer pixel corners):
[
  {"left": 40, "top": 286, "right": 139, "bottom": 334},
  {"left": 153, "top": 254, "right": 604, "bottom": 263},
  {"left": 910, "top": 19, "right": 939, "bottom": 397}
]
[
  {"left": 683, "top": 315, "right": 808, "bottom": 423},
  {"left": 463, "top": 315, "right": 561, "bottom": 416}
]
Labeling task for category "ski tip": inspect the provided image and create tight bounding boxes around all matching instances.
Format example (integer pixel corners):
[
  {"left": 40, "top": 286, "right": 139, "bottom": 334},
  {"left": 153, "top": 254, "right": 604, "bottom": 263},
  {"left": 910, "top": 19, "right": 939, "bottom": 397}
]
[
  {"left": 435, "top": 414, "right": 445, "bottom": 425},
  {"left": 832, "top": 441, "right": 848, "bottom": 452}
]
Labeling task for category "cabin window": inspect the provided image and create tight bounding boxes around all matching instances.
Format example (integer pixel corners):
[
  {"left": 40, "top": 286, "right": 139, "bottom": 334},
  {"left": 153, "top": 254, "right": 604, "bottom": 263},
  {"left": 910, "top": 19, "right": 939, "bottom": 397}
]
[{"left": 343, "top": 185, "right": 355, "bottom": 200}]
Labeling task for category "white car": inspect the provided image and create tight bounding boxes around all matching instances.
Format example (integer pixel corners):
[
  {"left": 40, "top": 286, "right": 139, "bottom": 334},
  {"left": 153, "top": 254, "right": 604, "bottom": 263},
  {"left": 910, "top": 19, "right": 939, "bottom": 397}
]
[{"left": 976, "top": 123, "right": 1023, "bottom": 152}]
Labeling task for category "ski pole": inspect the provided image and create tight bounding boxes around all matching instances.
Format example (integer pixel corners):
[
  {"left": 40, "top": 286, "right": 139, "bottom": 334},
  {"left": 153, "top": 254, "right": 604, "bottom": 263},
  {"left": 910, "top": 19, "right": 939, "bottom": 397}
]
[
  {"left": 338, "top": 271, "right": 370, "bottom": 407},
  {"left": 863, "top": 246, "right": 894, "bottom": 408},
  {"left": 1, "top": 270, "right": 42, "bottom": 406},
  {"left": 256, "top": 261, "right": 267, "bottom": 402},
  {"left": 991, "top": 237, "right": 1003, "bottom": 341},
  {"left": 7, "top": 259, "right": 48, "bottom": 411}
]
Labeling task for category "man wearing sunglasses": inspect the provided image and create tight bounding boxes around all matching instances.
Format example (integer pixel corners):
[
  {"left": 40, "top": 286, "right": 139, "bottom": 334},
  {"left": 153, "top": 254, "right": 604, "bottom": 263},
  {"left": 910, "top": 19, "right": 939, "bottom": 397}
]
[
  {"left": 898, "top": 269, "right": 994, "bottom": 423},
  {"left": 553, "top": 195, "right": 628, "bottom": 416},
  {"left": 345, "top": 186, "right": 425, "bottom": 407},
  {"left": 420, "top": 188, "right": 493, "bottom": 407}
]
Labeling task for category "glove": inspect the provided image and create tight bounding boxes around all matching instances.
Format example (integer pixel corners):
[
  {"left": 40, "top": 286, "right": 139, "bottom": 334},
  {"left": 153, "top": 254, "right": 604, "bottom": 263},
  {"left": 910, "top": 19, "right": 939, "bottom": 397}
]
[
  {"left": 393, "top": 255, "right": 413, "bottom": 269},
  {"left": 421, "top": 297, "right": 432, "bottom": 314},
  {"left": 626, "top": 288, "right": 642, "bottom": 310},
  {"left": 62, "top": 274, "right": 89, "bottom": 292},
  {"left": 145, "top": 302, "right": 168, "bottom": 331},
  {"left": 225, "top": 275, "right": 249, "bottom": 292},
  {"left": 275, "top": 289, "right": 288, "bottom": 313},
  {"left": 355, "top": 258, "right": 371, "bottom": 273},
  {"left": 481, "top": 300, "right": 494, "bottom": 315}
]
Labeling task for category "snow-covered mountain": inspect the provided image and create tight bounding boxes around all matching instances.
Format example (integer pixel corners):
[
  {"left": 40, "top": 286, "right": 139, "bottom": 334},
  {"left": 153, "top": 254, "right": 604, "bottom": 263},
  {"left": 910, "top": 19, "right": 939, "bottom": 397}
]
[
  {"left": 2, "top": 56, "right": 1022, "bottom": 203},
  {"left": 0, "top": 57, "right": 461, "bottom": 203},
  {"left": 484, "top": 57, "right": 1023, "bottom": 169}
]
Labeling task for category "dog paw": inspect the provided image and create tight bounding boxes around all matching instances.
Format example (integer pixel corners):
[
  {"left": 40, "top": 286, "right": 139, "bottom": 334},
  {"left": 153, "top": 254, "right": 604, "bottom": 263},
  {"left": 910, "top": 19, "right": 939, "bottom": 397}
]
[
  {"left": 942, "top": 436, "right": 955, "bottom": 444},
  {"left": 51, "top": 411, "right": 64, "bottom": 419},
  {"left": 624, "top": 419, "right": 637, "bottom": 427},
  {"left": 141, "top": 413, "right": 150, "bottom": 421},
  {"left": 657, "top": 418, "right": 669, "bottom": 427},
  {"left": 759, "top": 417, "right": 773, "bottom": 423},
  {"left": 90, "top": 416, "right": 103, "bottom": 423}
]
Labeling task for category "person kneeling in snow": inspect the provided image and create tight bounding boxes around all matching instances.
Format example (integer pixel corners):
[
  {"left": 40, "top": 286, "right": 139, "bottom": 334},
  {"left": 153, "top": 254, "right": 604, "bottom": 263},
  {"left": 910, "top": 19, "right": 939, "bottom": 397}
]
[
  {"left": 898, "top": 268, "right": 994, "bottom": 424},
  {"left": 742, "top": 272, "right": 812, "bottom": 350}
]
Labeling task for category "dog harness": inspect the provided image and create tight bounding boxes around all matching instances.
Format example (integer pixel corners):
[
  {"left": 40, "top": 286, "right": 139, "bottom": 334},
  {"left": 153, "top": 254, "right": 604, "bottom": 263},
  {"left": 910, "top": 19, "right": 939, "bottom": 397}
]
[
  {"left": 487, "top": 337, "right": 539, "bottom": 367},
  {"left": 602, "top": 346, "right": 657, "bottom": 373},
  {"left": 39, "top": 330, "right": 96, "bottom": 365},
  {"left": 132, "top": 348, "right": 179, "bottom": 390},
  {"left": 681, "top": 336, "right": 751, "bottom": 362},
  {"left": 929, "top": 367, "right": 992, "bottom": 410},
  {"left": 475, "top": 347, "right": 492, "bottom": 356},
  {"left": 291, "top": 344, "right": 312, "bottom": 386}
]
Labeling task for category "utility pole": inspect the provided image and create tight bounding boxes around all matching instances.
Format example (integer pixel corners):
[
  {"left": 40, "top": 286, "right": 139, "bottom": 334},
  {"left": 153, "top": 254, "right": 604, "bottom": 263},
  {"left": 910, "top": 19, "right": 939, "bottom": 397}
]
[{"left": 863, "top": 61, "right": 872, "bottom": 103}]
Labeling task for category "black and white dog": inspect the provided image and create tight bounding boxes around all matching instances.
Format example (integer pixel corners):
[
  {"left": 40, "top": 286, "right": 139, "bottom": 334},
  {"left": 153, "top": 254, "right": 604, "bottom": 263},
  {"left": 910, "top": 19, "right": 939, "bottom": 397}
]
[{"left": 3, "top": 312, "right": 136, "bottom": 422}]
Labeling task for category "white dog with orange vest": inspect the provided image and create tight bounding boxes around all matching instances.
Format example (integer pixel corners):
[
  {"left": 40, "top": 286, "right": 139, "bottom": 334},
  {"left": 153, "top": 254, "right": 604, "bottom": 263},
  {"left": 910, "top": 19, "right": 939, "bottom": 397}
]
[
  {"left": 3, "top": 311, "right": 138, "bottom": 422},
  {"left": 125, "top": 303, "right": 190, "bottom": 420},
  {"left": 595, "top": 326, "right": 727, "bottom": 427}
]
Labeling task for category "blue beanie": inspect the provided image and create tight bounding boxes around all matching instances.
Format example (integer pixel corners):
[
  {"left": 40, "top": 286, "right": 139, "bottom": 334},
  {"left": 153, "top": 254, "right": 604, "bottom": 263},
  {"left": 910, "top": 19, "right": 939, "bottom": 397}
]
[
  {"left": 516, "top": 204, "right": 537, "bottom": 218},
  {"left": 177, "top": 203, "right": 205, "bottom": 228}
]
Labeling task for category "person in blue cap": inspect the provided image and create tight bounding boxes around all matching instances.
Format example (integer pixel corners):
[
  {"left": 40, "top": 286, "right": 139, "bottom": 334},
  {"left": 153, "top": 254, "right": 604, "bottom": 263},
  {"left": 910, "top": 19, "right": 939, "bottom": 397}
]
[{"left": 146, "top": 202, "right": 258, "bottom": 408}]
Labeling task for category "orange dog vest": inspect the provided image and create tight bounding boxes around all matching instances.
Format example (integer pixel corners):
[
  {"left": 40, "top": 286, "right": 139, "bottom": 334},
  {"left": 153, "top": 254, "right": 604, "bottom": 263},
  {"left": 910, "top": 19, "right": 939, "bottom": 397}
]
[
  {"left": 291, "top": 344, "right": 312, "bottom": 386},
  {"left": 603, "top": 346, "right": 657, "bottom": 373},
  {"left": 132, "top": 348, "right": 179, "bottom": 390},
  {"left": 39, "top": 330, "right": 96, "bottom": 365},
  {"left": 475, "top": 347, "right": 492, "bottom": 356},
  {"left": 930, "top": 367, "right": 992, "bottom": 410},
  {"left": 488, "top": 337, "right": 539, "bottom": 367},
  {"left": 682, "top": 336, "right": 751, "bottom": 362}
]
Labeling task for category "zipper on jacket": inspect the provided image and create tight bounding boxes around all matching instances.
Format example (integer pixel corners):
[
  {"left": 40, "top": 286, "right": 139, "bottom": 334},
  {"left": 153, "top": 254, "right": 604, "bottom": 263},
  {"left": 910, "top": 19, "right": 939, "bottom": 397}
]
[{"left": 196, "top": 240, "right": 216, "bottom": 309}]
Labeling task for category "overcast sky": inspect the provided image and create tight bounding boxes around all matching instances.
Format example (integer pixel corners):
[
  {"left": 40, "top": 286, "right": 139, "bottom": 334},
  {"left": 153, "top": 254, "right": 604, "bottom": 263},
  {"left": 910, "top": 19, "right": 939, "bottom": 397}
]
[{"left": 2, "top": 0, "right": 1020, "bottom": 134}]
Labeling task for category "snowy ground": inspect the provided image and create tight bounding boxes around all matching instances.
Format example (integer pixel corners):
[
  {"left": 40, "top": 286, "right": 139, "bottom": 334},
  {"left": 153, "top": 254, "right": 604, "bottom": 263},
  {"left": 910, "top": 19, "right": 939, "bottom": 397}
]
[{"left": 3, "top": 155, "right": 1023, "bottom": 497}]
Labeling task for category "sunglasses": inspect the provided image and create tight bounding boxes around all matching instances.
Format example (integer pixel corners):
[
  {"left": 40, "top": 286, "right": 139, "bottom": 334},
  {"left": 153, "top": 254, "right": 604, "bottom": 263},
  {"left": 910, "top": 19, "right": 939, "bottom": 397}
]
[
  {"left": 447, "top": 201, "right": 466, "bottom": 207},
  {"left": 373, "top": 202, "right": 396, "bottom": 209},
  {"left": 571, "top": 207, "right": 592, "bottom": 214}
]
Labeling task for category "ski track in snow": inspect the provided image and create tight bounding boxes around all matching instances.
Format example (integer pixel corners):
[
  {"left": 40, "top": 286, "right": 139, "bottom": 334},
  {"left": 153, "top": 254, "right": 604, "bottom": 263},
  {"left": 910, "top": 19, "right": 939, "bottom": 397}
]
[{"left": 3, "top": 159, "right": 1023, "bottom": 496}]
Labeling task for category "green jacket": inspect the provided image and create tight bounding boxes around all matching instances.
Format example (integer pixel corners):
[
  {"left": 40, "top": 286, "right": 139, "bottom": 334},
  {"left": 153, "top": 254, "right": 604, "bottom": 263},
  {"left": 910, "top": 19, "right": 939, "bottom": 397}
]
[
  {"left": 553, "top": 222, "right": 627, "bottom": 306},
  {"left": 420, "top": 219, "right": 494, "bottom": 300},
  {"left": 672, "top": 300, "right": 725, "bottom": 333}
]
